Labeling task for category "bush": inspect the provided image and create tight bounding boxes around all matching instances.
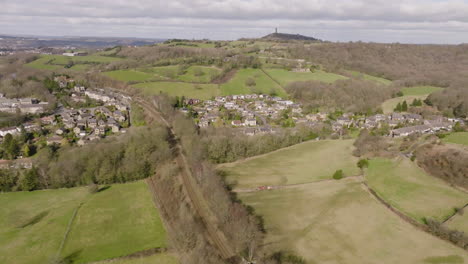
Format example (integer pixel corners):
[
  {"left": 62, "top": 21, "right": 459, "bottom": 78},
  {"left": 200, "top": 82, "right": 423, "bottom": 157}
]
[
  {"left": 245, "top": 78, "right": 256, "bottom": 87},
  {"left": 332, "top": 169, "right": 344, "bottom": 180},
  {"left": 88, "top": 183, "right": 99, "bottom": 194},
  {"left": 357, "top": 159, "right": 369, "bottom": 169}
]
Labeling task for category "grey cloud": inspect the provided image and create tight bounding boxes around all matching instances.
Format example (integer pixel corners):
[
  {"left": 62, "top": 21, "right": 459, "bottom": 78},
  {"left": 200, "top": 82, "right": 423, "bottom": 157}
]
[{"left": 1, "top": 0, "right": 468, "bottom": 43}]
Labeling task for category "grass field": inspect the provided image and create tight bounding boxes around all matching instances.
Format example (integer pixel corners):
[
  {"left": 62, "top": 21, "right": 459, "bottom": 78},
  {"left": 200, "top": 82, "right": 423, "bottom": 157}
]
[
  {"left": 265, "top": 68, "right": 348, "bottom": 86},
  {"left": 61, "top": 181, "right": 167, "bottom": 263},
  {"left": 442, "top": 132, "right": 468, "bottom": 146},
  {"left": 104, "top": 70, "right": 155, "bottom": 82},
  {"left": 93, "top": 253, "right": 178, "bottom": 264},
  {"left": 177, "top": 66, "right": 221, "bottom": 83},
  {"left": 381, "top": 86, "right": 443, "bottom": 114},
  {"left": 366, "top": 158, "right": 468, "bottom": 223},
  {"left": 381, "top": 95, "right": 427, "bottom": 114},
  {"left": 133, "top": 81, "right": 219, "bottom": 100},
  {"left": 347, "top": 70, "right": 392, "bottom": 85},
  {"left": 0, "top": 181, "right": 168, "bottom": 264},
  {"left": 445, "top": 211, "right": 468, "bottom": 234},
  {"left": 239, "top": 180, "right": 467, "bottom": 264},
  {"left": 105, "top": 65, "right": 222, "bottom": 84},
  {"left": 220, "top": 140, "right": 360, "bottom": 189},
  {"left": 27, "top": 54, "right": 122, "bottom": 71},
  {"left": 220, "top": 68, "right": 287, "bottom": 97},
  {"left": 401, "top": 86, "right": 443, "bottom": 96},
  {"left": 0, "top": 187, "right": 89, "bottom": 264}
]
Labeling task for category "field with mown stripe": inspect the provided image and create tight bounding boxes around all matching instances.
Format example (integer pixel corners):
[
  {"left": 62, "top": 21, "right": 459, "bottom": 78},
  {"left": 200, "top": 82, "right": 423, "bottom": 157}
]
[
  {"left": 366, "top": 158, "right": 468, "bottom": 223},
  {"left": 0, "top": 181, "right": 170, "bottom": 264}
]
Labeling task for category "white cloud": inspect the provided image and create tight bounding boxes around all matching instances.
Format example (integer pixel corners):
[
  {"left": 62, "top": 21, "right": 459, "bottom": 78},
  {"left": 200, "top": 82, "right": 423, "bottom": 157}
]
[{"left": 0, "top": 0, "right": 468, "bottom": 43}]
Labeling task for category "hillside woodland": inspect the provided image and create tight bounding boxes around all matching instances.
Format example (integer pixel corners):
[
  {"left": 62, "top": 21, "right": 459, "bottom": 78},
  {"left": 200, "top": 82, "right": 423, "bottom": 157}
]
[{"left": 288, "top": 43, "right": 468, "bottom": 117}]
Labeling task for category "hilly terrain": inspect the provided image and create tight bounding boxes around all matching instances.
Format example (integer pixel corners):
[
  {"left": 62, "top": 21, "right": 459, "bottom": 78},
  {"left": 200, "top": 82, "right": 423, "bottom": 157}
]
[{"left": 261, "top": 32, "right": 320, "bottom": 41}]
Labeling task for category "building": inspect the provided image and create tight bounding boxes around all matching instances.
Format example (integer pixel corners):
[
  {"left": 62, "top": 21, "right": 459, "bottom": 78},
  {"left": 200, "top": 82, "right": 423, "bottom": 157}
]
[{"left": 245, "top": 118, "right": 257, "bottom": 126}]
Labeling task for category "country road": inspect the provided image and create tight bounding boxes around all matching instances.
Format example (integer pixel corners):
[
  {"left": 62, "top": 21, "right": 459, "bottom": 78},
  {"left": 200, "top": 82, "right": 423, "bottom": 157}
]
[{"left": 135, "top": 97, "right": 237, "bottom": 261}]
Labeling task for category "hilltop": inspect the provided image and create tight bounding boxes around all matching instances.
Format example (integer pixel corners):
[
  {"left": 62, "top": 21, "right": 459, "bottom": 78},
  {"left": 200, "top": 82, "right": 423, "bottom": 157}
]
[{"left": 261, "top": 32, "right": 320, "bottom": 41}]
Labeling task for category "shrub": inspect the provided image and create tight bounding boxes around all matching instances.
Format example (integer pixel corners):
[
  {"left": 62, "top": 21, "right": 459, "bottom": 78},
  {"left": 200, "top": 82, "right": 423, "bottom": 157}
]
[
  {"left": 357, "top": 159, "right": 369, "bottom": 169},
  {"left": 332, "top": 169, "right": 344, "bottom": 180},
  {"left": 88, "top": 183, "right": 99, "bottom": 194},
  {"left": 245, "top": 78, "right": 256, "bottom": 87}
]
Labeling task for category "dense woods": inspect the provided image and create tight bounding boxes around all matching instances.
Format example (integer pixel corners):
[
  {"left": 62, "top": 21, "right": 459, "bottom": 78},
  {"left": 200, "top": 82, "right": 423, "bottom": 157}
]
[
  {"left": 415, "top": 143, "right": 468, "bottom": 189},
  {"left": 288, "top": 43, "right": 468, "bottom": 117},
  {"left": 286, "top": 79, "right": 398, "bottom": 113}
]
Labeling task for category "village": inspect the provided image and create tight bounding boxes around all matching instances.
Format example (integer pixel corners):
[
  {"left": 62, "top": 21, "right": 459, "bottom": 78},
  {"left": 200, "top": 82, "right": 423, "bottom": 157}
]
[
  {"left": 0, "top": 78, "right": 132, "bottom": 166},
  {"left": 185, "top": 94, "right": 464, "bottom": 138}
]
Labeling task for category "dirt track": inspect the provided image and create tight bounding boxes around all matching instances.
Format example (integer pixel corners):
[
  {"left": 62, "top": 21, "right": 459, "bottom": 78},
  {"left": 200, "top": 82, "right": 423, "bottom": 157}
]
[{"left": 136, "top": 97, "right": 236, "bottom": 260}]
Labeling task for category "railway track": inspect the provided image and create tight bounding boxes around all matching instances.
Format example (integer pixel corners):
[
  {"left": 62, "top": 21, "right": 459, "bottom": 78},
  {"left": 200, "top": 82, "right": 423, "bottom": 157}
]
[{"left": 135, "top": 97, "right": 237, "bottom": 261}]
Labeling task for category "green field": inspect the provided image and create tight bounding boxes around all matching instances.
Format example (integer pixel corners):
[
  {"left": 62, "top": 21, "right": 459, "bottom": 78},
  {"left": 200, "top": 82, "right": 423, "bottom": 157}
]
[
  {"left": 401, "top": 86, "right": 443, "bottom": 96},
  {"left": 93, "top": 253, "right": 178, "bottom": 264},
  {"left": 104, "top": 70, "right": 155, "bottom": 82},
  {"left": 347, "top": 70, "right": 392, "bottom": 85},
  {"left": 0, "top": 181, "right": 168, "bottom": 264},
  {"left": 442, "top": 132, "right": 468, "bottom": 146},
  {"left": 445, "top": 211, "right": 468, "bottom": 234},
  {"left": 381, "top": 95, "right": 427, "bottom": 114},
  {"left": 265, "top": 68, "right": 348, "bottom": 86},
  {"left": 0, "top": 187, "right": 89, "bottom": 264},
  {"left": 220, "top": 68, "right": 287, "bottom": 97},
  {"left": 62, "top": 181, "right": 167, "bottom": 263},
  {"left": 27, "top": 54, "right": 122, "bottom": 71},
  {"left": 239, "top": 180, "right": 467, "bottom": 264},
  {"left": 177, "top": 66, "right": 221, "bottom": 83},
  {"left": 366, "top": 158, "right": 468, "bottom": 222},
  {"left": 105, "top": 65, "right": 222, "bottom": 84},
  {"left": 381, "top": 86, "right": 443, "bottom": 114},
  {"left": 133, "top": 81, "right": 219, "bottom": 100},
  {"left": 220, "top": 140, "right": 360, "bottom": 189}
]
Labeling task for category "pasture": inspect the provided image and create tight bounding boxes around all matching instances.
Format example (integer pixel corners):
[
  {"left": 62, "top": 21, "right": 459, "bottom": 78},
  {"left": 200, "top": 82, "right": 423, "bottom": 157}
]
[
  {"left": 220, "top": 68, "right": 287, "bottom": 97},
  {"left": 401, "top": 85, "right": 443, "bottom": 96},
  {"left": 27, "top": 54, "right": 121, "bottom": 71},
  {"left": 347, "top": 70, "right": 392, "bottom": 85},
  {"left": 442, "top": 132, "right": 468, "bottom": 146},
  {"left": 445, "top": 211, "right": 468, "bottom": 234},
  {"left": 381, "top": 95, "right": 427, "bottom": 114},
  {"left": 366, "top": 158, "right": 468, "bottom": 223},
  {"left": 93, "top": 253, "right": 178, "bottom": 264},
  {"left": 265, "top": 68, "right": 348, "bottom": 86},
  {"left": 381, "top": 86, "right": 443, "bottom": 114},
  {"left": 132, "top": 81, "right": 219, "bottom": 100},
  {"left": 0, "top": 187, "right": 89, "bottom": 264},
  {"left": 61, "top": 181, "right": 167, "bottom": 263},
  {"left": 104, "top": 70, "right": 155, "bottom": 82},
  {"left": 0, "top": 181, "right": 168, "bottom": 264},
  {"left": 239, "top": 180, "right": 467, "bottom": 264},
  {"left": 220, "top": 140, "right": 360, "bottom": 189},
  {"left": 134, "top": 65, "right": 221, "bottom": 83}
]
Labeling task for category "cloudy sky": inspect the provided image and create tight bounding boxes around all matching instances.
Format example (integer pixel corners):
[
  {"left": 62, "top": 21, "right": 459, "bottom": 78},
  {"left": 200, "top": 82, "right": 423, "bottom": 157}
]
[{"left": 1, "top": 0, "right": 468, "bottom": 43}]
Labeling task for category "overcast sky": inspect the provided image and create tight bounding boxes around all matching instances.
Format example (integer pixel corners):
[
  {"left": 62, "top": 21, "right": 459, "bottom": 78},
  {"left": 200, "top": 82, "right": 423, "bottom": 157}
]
[{"left": 1, "top": 0, "right": 468, "bottom": 44}]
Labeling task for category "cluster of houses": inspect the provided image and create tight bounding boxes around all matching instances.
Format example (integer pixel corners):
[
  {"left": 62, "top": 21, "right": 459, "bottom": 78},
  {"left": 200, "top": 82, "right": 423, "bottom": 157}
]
[
  {"left": 190, "top": 94, "right": 303, "bottom": 130},
  {"left": 50, "top": 92, "right": 130, "bottom": 145},
  {"left": 0, "top": 86, "right": 132, "bottom": 148},
  {"left": 183, "top": 94, "right": 464, "bottom": 138},
  {"left": 0, "top": 94, "right": 49, "bottom": 114},
  {"left": 328, "top": 112, "right": 460, "bottom": 137}
]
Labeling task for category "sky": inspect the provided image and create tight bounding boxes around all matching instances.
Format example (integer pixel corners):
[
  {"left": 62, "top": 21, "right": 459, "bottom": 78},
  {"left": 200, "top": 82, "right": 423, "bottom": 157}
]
[{"left": 1, "top": 0, "right": 468, "bottom": 44}]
